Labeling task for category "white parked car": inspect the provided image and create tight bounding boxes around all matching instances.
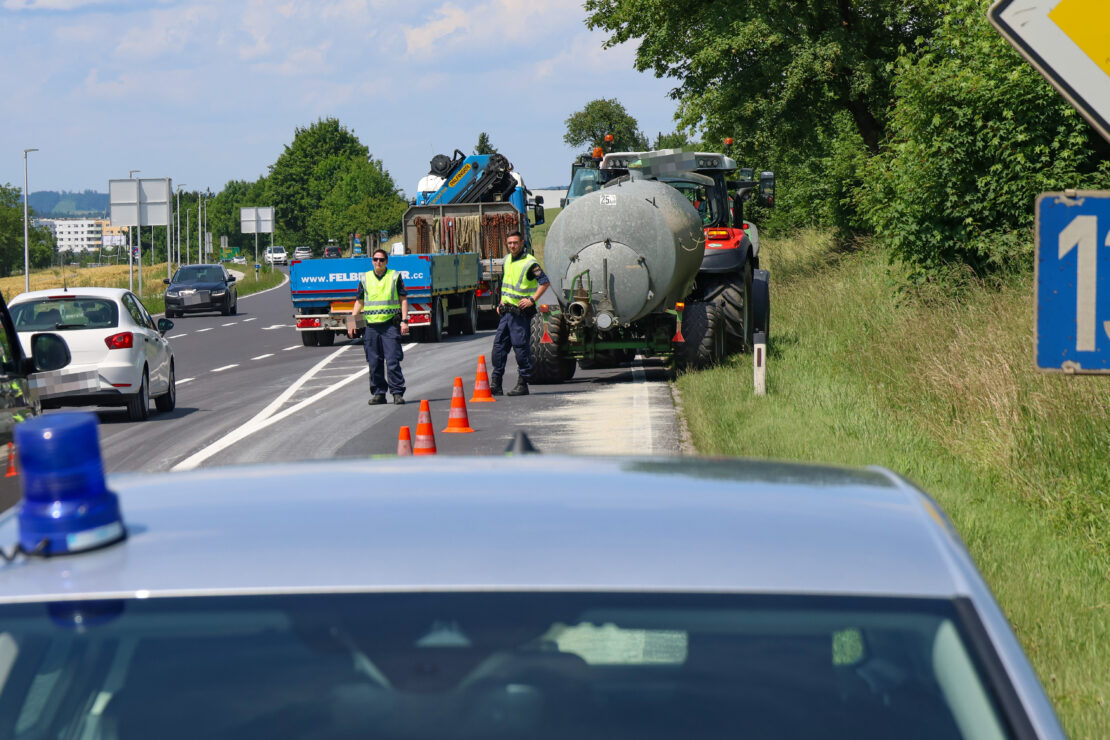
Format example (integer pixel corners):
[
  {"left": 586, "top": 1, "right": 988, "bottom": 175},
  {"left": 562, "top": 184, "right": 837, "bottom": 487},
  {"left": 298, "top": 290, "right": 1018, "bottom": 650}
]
[
  {"left": 9, "top": 288, "right": 176, "bottom": 421},
  {"left": 292, "top": 246, "right": 313, "bottom": 260},
  {"left": 264, "top": 245, "right": 288, "bottom": 265}
]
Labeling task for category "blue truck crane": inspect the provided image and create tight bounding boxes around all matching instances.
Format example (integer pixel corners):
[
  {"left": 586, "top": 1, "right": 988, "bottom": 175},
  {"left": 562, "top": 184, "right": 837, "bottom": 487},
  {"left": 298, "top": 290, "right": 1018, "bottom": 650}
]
[{"left": 410, "top": 150, "right": 545, "bottom": 320}]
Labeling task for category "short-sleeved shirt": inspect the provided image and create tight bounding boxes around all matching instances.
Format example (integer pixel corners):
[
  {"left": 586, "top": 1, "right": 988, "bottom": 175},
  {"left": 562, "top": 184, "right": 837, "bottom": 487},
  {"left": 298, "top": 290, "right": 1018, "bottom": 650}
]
[
  {"left": 529, "top": 264, "right": 551, "bottom": 287},
  {"left": 356, "top": 272, "right": 407, "bottom": 302}
]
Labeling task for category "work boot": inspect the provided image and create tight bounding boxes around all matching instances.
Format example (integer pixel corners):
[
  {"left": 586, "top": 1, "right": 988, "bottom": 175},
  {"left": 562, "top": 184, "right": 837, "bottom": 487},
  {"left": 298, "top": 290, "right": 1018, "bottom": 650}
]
[
  {"left": 393, "top": 394, "right": 405, "bottom": 405},
  {"left": 368, "top": 394, "right": 386, "bottom": 405},
  {"left": 506, "top": 379, "right": 529, "bottom": 396},
  {"left": 490, "top": 376, "right": 504, "bottom": 396}
]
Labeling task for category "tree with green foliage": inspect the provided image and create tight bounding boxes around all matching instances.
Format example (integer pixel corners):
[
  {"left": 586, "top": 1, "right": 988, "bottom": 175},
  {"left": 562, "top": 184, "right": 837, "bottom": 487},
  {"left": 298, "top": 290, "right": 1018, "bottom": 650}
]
[
  {"left": 564, "top": 98, "right": 648, "bottom": 152},
  {"left": 653, "top": 131, "right": 700, "bottom": 150},
  {"left": 584, "top": 1, "right": 941, "bottom": 234},
  {"left": 858, "top": 0, "right": 1110, "bottom": 278},
  {"left": 267, "top": 118, "right": 370, "bottom": 244},
  {"left": 475, "top": 132, "right": 497, "bottom": 155},
  {"left": 310, "top": 157, "right": 408, "bottom": 245}
]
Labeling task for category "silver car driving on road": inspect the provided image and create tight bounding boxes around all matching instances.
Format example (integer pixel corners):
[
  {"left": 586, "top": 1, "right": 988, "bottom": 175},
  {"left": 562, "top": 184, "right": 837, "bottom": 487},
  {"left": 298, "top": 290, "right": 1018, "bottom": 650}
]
[{"left": 0, "top": 450, "right": 1064, "bottom": 738}]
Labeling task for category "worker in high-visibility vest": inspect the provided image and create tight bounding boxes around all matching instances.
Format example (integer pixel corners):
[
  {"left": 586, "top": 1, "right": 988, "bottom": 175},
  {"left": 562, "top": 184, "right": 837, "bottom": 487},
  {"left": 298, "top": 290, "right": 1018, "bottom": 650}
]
[
  {"left": 349, "top": 248, "right": 409, "bottom": 405},
  {"left": 491, "top": 231, "right": 549, "bottom": 397}
]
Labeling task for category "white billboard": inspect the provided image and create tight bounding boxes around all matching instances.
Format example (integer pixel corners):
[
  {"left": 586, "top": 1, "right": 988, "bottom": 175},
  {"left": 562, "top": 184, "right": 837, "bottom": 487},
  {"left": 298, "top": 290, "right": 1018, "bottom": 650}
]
[
  {"left": 109, "top": 178, "right": 173, "bottom": 227},
  {"left": 240, "top": 206, "right": 274, "bottom": 234}
]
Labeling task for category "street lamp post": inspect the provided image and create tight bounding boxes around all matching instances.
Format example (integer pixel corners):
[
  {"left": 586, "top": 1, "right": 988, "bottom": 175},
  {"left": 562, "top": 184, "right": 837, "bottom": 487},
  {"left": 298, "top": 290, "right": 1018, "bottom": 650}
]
[
  {"left": 128, "top": 170, "right": 139, "bottom": 292},
  {"left": 23, "top": 148, "right": 38, "bottom": 293},
  {"left": 176, "top": 185, "right": 186, "bottom": 267}
]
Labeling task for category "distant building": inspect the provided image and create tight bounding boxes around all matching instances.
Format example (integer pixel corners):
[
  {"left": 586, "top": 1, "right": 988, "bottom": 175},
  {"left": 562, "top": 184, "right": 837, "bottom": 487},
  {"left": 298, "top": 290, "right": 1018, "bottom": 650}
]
[{"left": 51, "top": 218, "right": 109, "bottom": 253}]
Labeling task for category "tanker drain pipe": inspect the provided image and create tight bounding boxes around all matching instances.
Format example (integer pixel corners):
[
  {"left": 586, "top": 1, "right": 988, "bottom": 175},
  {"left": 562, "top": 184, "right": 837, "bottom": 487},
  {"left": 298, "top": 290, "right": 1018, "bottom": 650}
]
[
  {"left": 566, "top": 271, "right": 593, "bottom": 325},
  {"left": 594, "top": 257, "right": 618, "bottom": 332}
]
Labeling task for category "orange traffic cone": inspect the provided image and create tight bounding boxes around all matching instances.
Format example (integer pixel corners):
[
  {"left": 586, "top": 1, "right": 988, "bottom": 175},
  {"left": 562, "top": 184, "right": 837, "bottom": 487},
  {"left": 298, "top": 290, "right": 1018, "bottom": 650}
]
[
  {"left": 413, "top": 400, "right": 437, "bottom": 455},
  {"left": 396, "top": 426, "right": 413, "bottom": 456},
  {"left": 442, "top": 377, "right": 475, "bottom": 433},
  {"left": 470, "top": 354, "right": 497, "bottom": 403},
  {"left": 4, "top": 443, "right": 15, "bottom": 477}
]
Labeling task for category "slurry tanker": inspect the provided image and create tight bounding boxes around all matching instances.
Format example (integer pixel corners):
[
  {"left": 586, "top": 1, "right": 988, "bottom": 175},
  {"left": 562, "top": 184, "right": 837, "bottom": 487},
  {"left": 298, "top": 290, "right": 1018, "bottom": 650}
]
[{"left": 531, "top": 150, "right": 772, "bottom": 382}]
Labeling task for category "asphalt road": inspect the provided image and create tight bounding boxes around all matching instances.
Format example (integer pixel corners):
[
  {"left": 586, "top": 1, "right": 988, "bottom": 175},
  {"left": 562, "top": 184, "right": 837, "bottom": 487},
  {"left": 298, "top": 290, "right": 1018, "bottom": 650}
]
[{"left": 87, "top": 268, "right": 683, "bottom": 473}]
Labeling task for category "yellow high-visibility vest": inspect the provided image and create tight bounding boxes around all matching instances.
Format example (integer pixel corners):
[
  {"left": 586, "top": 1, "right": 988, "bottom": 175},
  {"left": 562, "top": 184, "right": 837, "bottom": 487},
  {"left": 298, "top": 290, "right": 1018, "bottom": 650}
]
[
  {"left": 362, "top": 270, "right": 401, "bottom": 322},
  {"left": 501, "top": 253, "right": 539, "bottom": 306}
]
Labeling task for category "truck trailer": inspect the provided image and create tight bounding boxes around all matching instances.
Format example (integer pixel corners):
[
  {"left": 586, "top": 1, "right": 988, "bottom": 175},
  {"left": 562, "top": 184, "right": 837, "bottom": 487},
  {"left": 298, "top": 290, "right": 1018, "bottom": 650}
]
[{"left": 289, "top": 253, "right": 480, "bottom": 345}]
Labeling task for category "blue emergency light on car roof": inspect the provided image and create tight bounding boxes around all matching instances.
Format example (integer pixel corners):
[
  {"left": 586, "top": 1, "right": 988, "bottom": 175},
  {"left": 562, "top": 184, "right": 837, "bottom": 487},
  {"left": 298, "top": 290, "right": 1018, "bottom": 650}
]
[{"left": 14, "top": 412, "right": 125, "bottom": 556}]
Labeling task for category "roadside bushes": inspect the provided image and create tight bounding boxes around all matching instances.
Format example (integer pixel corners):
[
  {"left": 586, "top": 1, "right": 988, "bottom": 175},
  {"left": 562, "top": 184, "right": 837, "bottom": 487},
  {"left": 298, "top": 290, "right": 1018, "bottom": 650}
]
[{"left": 858, "top": 0, "right": 1110, "bottom": 280}]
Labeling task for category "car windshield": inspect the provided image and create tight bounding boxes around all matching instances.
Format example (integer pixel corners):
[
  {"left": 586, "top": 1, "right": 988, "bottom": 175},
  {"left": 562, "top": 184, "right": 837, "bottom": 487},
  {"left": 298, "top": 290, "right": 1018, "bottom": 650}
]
[
  {"left": 664, "top": 178, "right": 720, "bottom": 226},
  {"left": 10, "top": 298, "right": 119, "bottom": 331},
  {"left": 173, "top": 267, "right": 225, "bottom": 283},
  {"left": 567, "top": 167, "right": 601, "bottom": 198},
  {"left": 0, "top": 593, "right": 1014, "bottom": 739}
]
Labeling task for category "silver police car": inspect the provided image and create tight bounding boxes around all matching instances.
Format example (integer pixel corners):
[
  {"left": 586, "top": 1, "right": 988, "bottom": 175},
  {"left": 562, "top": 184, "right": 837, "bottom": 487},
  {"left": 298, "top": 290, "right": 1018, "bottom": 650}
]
[{"left": 0, "top": 415, "right": 1064, "bottom": 739}]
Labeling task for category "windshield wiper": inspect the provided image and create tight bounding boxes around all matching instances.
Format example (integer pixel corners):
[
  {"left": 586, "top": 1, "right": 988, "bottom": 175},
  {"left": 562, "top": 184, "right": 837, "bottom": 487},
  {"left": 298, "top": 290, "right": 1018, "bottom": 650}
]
[{"left": 54, "top": 323, "right": 87, "bottom": 329}]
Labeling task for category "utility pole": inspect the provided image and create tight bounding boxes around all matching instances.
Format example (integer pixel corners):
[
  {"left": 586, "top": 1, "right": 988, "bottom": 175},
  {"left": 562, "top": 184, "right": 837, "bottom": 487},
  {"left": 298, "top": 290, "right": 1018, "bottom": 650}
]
[{"left": 23, "top": 148, "right": 38, "bottom": 293}]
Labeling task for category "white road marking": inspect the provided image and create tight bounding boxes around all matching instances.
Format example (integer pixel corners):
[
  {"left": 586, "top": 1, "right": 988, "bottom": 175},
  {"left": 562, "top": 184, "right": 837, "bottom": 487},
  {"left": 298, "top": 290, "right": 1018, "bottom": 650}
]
[
  {"left": 196, "top": 328, "right": 213, "bottom": 333},
  {"left": 242, "top": 318, "right": 257, "bottom": 322},
  {"left": 173, "top": 345, "right": 358, "bottom": 471},
  {"left": 282, "top": 345, "right": 300, "bottom": 351},
  {"left": 251, "top": 353, "right": 273, "bottom": 360},
  {"left": 222, "top": 322, "right": 237, "bottom": 326},
  {"left": 262, "top": 324, "right": 289, "bottom": 330},
  {"left": 212, "top": 364, "right": 238, "bottom": 372},
  {"left": 172, "top": 333, "right": 188, "bottom": 337},
  {"left": 177, "top": 377, "right": 195, "bottom": 385}
]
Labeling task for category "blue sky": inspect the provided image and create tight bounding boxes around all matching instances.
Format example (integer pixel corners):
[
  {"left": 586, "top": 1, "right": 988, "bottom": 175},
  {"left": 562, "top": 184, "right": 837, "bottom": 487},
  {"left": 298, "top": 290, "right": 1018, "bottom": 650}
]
[{"left": 0, "top": 0, "right": 684, "bottom": 197}]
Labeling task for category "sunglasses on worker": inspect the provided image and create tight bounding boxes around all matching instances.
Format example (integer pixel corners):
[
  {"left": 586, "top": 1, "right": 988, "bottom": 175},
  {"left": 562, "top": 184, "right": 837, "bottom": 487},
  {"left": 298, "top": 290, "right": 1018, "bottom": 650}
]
[{"left": 372, "top": 257, "right": 387, "bottom": 262}]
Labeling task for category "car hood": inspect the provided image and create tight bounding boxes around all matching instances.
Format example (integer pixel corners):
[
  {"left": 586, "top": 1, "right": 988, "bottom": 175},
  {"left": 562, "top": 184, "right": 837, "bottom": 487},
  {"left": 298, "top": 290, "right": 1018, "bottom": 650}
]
[{"left": 167, "top": 281, "right": 227, "bottom": 292}]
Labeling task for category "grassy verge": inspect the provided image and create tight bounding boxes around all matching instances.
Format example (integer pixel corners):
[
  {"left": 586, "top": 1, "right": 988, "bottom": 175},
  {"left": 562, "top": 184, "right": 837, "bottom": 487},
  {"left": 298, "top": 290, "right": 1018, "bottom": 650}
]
[
  {"left": 530, "top": 207, "right": 561, "bottom": 265},
  {"left": 678, "top": 230, "right": 1109, "bottom": 736},
  {"left": 0, "top": 263, "right": 286, "bottom": 316}
]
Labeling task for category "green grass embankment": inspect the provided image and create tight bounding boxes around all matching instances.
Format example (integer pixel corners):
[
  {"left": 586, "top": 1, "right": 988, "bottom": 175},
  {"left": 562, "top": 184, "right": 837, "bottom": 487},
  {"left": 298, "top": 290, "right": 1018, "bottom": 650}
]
[
  {"left": 0, "top": 262, "right": 286, "bottom": 316},
  {"left": 678, "top": 230, "right": 1109, "bottom": 736}
]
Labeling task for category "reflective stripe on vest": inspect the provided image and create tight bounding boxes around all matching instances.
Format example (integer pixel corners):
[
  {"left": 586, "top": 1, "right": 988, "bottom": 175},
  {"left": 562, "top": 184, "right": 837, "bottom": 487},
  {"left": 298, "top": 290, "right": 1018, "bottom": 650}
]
[
  {"left": 501, "top": 253, "right": 539, "bottom": 306},
  {"left": 362, "top": 270, "right": 401, "bottom": 321}
]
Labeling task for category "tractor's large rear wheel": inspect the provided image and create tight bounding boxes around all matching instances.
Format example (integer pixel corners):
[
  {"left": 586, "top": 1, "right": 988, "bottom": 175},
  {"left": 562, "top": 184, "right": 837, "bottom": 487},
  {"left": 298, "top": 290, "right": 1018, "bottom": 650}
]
[
  {"left": 676, "top": 301, "right": 725, "bottom": 371},
  {"left": 703, "top": 261, "right": 751, "bottom": 354},
  {"left": 530, "top": 312, "right": 572, "bottom": 384}
]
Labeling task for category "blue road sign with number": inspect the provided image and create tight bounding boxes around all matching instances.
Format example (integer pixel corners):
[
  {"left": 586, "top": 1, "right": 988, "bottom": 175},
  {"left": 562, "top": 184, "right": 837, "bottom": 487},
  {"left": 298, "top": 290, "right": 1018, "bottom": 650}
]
[{"left": 1036, "top": 190, "right": 1110, "bottom": 373}]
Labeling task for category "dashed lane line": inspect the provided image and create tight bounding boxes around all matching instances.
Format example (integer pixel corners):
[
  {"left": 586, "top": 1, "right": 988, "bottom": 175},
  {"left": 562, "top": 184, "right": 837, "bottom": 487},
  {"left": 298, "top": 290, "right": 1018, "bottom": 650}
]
[
  {"left": 251, "top": 353, "right": 273, "bottom": 360},
  {"left": 212, "top": 364, "right": 238, "bottom": 372},
  {"left": 172, "top": 344, "right": 357, "bottom": 471},
  {"left": 222, "top": 322, "right": 238, "bottom": 326},
  {"left": 177, "top": 377, "right": 195, "bottom": 385},
  {"left": 282, "top": 345, "right": 300, "bottom": 351},
  {"left": 242, "top": 318, "right": 257, "bottom": 322},
  {"left": 196, "top": 328, "right": 213, "bottom": 333}
]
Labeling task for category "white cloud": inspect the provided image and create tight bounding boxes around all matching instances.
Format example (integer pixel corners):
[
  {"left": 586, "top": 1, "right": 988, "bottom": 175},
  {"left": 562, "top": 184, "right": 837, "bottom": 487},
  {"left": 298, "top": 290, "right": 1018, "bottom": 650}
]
[
  {"left": 251, "top": 42, "right": 333, "bottom": 77},
  {"left": 3, "top": 0, "right": 112, "bottom": 9},
  {"left": 533, "top": 31, "right": 639, "bottom": 80},
  {"left": 402, "top": 0, "right": 579, "bottom": 59}
]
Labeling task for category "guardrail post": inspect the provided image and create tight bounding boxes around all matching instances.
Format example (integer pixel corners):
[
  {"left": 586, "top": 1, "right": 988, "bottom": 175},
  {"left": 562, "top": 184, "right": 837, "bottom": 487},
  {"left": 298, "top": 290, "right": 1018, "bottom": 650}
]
[{"left": 753, "top": 330, "right": 767, "bottom": 396}]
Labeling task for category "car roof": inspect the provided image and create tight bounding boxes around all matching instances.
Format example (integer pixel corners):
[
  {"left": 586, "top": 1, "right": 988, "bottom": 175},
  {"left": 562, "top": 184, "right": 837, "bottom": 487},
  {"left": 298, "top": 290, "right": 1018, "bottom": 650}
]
[
  {"left": 10, "top": 287, "right": 130, "bottom": 304},
  {"left": 0, "top": 456, "right": 984, "bottom": 604}
]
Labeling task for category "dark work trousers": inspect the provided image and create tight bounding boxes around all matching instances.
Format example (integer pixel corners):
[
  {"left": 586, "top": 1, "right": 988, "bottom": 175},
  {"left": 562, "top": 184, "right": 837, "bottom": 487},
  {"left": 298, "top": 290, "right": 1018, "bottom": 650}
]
[
  {"left": 363, "top": 320, "right": 405, "bottom": 396},
  {"left": 491, "top": 309, "right": 532, "bottom": 382}
]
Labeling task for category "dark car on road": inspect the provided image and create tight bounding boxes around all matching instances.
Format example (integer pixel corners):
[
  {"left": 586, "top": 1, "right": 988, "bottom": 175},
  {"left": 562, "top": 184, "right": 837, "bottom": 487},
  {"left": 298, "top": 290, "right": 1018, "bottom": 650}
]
[
  {"left": 323, "top": 244, "right": 343, "bottom": 258},
  {"left": 163, "top": 264, "right": 239, "bottom": 318}
]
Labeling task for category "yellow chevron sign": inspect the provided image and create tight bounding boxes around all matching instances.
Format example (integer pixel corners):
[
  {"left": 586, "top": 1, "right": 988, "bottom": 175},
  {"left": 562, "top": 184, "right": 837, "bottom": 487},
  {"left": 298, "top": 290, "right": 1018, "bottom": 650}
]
[
  {"left": 991, "top": 0, "right": 1110, "bottom": 142},
  {"left": 1049, "top": 0, "right": 1110, "bottom": 76}
]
